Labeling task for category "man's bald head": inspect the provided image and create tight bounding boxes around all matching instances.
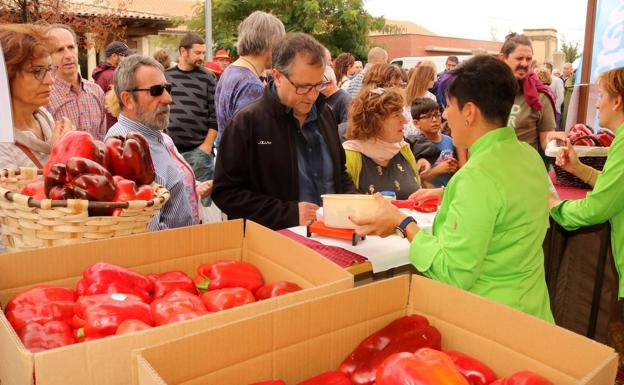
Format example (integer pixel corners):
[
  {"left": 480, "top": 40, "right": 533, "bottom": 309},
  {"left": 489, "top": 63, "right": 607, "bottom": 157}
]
[{"left": 367, "top": 47, "right": 388, "bottom": 65}]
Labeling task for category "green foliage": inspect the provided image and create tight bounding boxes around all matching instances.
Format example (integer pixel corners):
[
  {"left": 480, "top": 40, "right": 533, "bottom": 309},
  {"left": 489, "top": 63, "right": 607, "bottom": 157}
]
[
  {"left": 561, "top": 39, "right": 582, "bottom": 63},
  {"left": 187, "top": 0, "right": 387, "bottom": 59}
]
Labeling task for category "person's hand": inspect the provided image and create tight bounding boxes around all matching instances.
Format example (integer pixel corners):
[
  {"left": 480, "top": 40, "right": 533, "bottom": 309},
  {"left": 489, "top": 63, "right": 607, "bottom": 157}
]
[
  {"left": 549, "top": 191, "right": 560, "bottom": 209},
  {"left": 436, "top": 157, "right": 459, "bottom": 174},
  {"left": 298, "top": 202, "right": 319, "bottom": 226},
  {"left": 408, "top": 188, "right": 444, "bottom": 200},
  {"left": 198, "top": 142, "right": 214, "bottom": 155},
  {"left": 196, "top": 180, "right": 213, "bottom": 198},
  {"left": 555, "top": 139, "right": 582, "bottom": 175},
  {"left": 416, "top": 158, "right": 431, "bottom": 174},
  {"left": 50, "top": 117, "right": 74, "bottom": 146},
  {"left": 349, "top": 193, "right": 405, "bottom": 237}
]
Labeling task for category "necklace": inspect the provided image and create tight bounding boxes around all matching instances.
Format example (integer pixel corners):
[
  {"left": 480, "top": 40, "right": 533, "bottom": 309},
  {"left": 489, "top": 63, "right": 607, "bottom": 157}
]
[{"left": 238, "top": 56, "right": 262, "bottom": 77}]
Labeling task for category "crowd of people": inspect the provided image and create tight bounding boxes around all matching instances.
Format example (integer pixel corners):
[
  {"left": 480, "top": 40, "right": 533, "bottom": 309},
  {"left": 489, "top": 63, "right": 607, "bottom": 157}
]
[{"left": 1, "top": 12, "right": 623, "bottom": 325}]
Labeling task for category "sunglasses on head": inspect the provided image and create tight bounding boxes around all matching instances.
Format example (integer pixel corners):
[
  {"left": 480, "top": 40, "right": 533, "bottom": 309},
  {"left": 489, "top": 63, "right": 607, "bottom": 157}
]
[{"left": 130, "top": 83, "right": 172, "bottom": 96}]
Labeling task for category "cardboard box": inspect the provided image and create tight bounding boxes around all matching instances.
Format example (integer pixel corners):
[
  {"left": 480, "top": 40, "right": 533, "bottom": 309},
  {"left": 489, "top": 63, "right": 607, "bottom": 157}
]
[
  {"left": 0, "top": 220, "right": 353, "bottom": 385},
  {"left": 134, "top": 274, "right": 618, "bottom": 385}
]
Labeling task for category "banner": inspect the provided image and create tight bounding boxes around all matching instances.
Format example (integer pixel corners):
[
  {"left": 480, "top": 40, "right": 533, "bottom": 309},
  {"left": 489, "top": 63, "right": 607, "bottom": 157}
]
[{"left": 0, "top": 43, "right": 14, "bottom": 143}]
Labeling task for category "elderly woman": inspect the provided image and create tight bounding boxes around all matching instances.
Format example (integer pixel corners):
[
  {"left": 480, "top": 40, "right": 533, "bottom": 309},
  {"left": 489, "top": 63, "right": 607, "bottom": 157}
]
[
  {"left": 0, "top": 24, "right": 71, "bottom": 169},
  {"left": 551, "top": 67, "right": 624, "bottom": 298},
  {"left": 351, "top": 55, "right": 554, "bottom": 322},
  {"left": 343, "top": 87, "right": 421, "bottom": 199}
]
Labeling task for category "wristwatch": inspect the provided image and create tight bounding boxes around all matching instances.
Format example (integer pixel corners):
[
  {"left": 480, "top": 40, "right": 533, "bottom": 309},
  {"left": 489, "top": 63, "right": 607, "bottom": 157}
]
[{"left": 395, "top": 216, "right": 417, "bottom": 238}]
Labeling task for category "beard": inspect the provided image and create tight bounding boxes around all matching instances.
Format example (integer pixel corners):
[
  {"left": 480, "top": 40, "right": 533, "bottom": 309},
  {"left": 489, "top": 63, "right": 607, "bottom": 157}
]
[{"left": 136, "top": 104, "right": 170, "bottom": 131}]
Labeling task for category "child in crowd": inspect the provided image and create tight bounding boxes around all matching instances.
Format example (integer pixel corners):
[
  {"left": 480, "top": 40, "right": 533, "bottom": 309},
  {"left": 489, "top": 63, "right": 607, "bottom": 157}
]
[{"left": 411, "top": 98, "right": 459, "bottom": 187}]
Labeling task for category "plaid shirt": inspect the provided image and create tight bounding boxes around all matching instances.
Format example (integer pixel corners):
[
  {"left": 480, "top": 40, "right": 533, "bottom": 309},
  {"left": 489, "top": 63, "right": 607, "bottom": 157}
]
[{"left": 47, "top": 75, "right": 107, "bottom": 140}]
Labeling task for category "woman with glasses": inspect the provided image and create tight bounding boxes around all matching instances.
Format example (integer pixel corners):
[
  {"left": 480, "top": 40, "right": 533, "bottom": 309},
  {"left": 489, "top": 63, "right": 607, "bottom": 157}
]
[
  {"left": 0, "top": 24, "right": 71, "bottom": 169},
  {"left": 343, "top": 87, "right": 421, "bottom": 199},
  {"left": 350, "top": 56, "right": 554, "bottom": 322}
]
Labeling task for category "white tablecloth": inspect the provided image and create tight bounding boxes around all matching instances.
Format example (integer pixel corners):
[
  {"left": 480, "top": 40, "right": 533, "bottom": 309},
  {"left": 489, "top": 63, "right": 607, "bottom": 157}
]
[{"left": 288, "top": 210, "right": 436, "bottom": 273}]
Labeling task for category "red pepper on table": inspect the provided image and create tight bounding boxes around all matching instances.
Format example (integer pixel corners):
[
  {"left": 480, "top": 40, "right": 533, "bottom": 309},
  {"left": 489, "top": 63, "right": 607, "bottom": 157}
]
[
  {"left": 148, "top": 271, "right": 196, "bottom": 299},
  {"left": 490, "top": 371, "right": 553, "bottom": 385},
  {"left": 445, "top": 351, "right": 498, "bottom": 385},
  {"left": 76, "top": 262, "right": 153, "bottom": 303},
  {"left": 255, "top": 281, "right": 303, "bottom": 300},
  {"left": 18, "top": 320, "right": 74, "bottom": 352},
  {"left": 376, "top": 349, "right": 470, "bottom": 385},
  {"left": 74, "top": 293, "right": 152, "bottom": 340},
  {"left": 115, "top": 319, "right": 153, "bottom": 335},
  {"left": 339, "top": 315, "right": 442, "bottom": 385},
  {"left": 20, "top": 180, "right": 46, "bottom": 199},
  {"left": 111, "top": 177, "right": 155, "bottom": 216},
  {"left": 194, "top": 260, "right": 264, "bottom": 293},
  {"left": 105, "top": 132, "right": 156, "bottom": 185},
  {"left": 5, "top": 286, "right": 76, "bottom": 332},
  {"left": 200, "top": 287, "right": 256, "bottom": 312},
  {"left": 297, "top": 371, "right": 353, "bottom": 385},
  {"left": 43, "top": 131, "right": 107, "bottom": 178},
  {"left": 150, "top": 290, "right": 208, "bottom": 326}
]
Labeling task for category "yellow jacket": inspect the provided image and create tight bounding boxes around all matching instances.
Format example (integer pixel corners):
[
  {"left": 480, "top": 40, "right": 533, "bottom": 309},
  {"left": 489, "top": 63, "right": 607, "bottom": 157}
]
[{"left": 344, "top": 146, "right": 420, "bottom": 189}]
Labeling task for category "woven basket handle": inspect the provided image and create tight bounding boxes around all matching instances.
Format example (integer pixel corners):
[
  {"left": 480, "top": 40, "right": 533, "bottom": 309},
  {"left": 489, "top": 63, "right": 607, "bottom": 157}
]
[{"left": 571, "top": 135, "right": 603, "bottom": 147}]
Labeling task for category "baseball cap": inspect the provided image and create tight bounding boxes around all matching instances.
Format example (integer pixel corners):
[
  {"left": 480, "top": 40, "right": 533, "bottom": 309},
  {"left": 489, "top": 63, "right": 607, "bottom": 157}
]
[{"left": 105, "top": 41, "right": 134, "bottom": 58}]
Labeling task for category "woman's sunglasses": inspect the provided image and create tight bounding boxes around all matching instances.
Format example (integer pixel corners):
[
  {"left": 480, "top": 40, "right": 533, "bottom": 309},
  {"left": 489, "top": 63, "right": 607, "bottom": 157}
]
[{"left": 130, "top": 83, "right": 172, "bottom": 96}]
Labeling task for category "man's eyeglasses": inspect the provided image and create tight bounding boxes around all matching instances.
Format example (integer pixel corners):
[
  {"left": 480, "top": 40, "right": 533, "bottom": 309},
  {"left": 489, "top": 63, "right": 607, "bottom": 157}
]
[
  {"left": 25, "top": 65, "right": 58, "bottom": 81},
  {"left": 282, "top": 73, "right": 329, "bottom": 95},
  {"left": 418, "top": 111, "right": 441, "bottom": 120},
  {"left": 131, "top": 83, "right": 172, "bottom": 97}
]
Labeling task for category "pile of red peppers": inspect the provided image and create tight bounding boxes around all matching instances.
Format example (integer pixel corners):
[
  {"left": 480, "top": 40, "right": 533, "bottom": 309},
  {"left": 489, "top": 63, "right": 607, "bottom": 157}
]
[
  {"left": 4, "top": 260, "right": 302, "bottom": 351},
  {"left": 20, "top": 131, "right": 157, "bottom": 216},
  {"left": 250, "top": 315, "right": 554, "bottom": 385}
]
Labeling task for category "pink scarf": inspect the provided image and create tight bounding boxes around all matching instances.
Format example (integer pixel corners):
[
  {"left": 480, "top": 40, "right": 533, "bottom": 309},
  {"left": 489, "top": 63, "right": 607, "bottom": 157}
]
[
  {"left": 522, "top": 71, "right": 557, "bottom": 122},
  {"left": 342, "top": 138, "right": 408, "bottom": 164}
]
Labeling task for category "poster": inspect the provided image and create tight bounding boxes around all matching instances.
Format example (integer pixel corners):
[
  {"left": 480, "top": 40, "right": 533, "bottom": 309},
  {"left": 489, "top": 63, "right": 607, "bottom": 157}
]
[{"left": 0, "top": 43, "right": 14, "bottom": 143}]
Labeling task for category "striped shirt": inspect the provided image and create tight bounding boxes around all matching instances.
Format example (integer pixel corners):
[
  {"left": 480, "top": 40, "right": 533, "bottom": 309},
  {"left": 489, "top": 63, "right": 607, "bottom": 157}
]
[
  {"left": 47, "top": 75, "right": 107, "bottom": 140},
  {"left": 346, "top": 64, "right": 370, "bottom": 98},
  {"left": 106, "top": 115, "right": 199, "bottom": 230}
]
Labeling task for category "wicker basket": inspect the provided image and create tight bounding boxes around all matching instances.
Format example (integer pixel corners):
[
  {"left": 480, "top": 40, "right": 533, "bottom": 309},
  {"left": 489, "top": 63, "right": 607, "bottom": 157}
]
[
  {"left": 0, "top": 167, "right": 170, "bottom": 252},
  {"left": 553, "top": 136, "right": 608, "bottom": 189}
]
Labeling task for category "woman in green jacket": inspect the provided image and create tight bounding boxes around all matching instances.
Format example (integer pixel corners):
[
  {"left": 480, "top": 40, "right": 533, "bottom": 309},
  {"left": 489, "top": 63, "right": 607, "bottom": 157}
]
[
  {"left": 350, "top": 56, "right": 554, "bottom": 322},
  {"left": 550, "top": 67, "right": 624, "bottom": 297}
]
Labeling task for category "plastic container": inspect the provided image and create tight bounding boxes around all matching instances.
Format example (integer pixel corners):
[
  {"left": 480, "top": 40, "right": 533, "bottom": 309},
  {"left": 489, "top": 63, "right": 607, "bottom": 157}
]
[{"left": 321, "top": 194, "right": 383, "bottom": 229}]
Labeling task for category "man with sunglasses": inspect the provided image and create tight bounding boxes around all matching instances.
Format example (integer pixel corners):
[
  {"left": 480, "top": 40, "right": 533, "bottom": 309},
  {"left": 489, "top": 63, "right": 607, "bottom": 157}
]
[
  {"left": 213, "top": 33, "right": 355, "bottom": 230},
  {"left": 107, "top": 55, "right": 208, "bottom": 230},
  {"left": 93, "top": 41, "right": 134, "bottom": 128},
  {"left": 46, "top": 24, "right": 107, "bottom": 140},
  {"left": 165, "top": 33, "right": 218, "bottom": 208}
]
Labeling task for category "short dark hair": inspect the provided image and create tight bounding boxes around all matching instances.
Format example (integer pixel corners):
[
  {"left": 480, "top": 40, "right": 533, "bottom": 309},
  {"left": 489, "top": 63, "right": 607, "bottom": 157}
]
[
  {"left": 411, "top": 98, "right": 439, "bottom": 120},
  {"left": 179, "top": 33, "right": 204, "bottom": 50},
  {"left": 447, "top": 56, "right": 459, "bottom": 64},
  {"left": 500, "top": 32, "right": 532, "bottom": 57},
  {"left": 272, "top": 33, "right": 325, "bottom": 76},
  {"left": 445, "top": 55, "right": 517, "bottom": 126}
]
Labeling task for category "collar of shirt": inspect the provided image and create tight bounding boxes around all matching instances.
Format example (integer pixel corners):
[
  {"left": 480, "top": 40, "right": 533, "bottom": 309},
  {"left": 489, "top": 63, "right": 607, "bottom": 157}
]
[
  {"left": 117, "top": 114, "right": 165, "bottom": 144},
  {"left": 53, "top": 73, "right": 85, "bottom": 94},
  {"left": 469, "top": 126, "right": 516, "bottom": 156},
  {"left": 269, "top": 81, "right": 319, "bottom": 124}
]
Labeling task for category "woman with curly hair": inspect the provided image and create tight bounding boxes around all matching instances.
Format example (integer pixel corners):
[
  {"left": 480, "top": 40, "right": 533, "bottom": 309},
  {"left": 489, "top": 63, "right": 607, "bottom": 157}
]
[
  {"left": 362, "top": 63, "right": 404, "bottom": 88},
  {"left": 334, "top": 52, "right": 355, "bottom": 90}
]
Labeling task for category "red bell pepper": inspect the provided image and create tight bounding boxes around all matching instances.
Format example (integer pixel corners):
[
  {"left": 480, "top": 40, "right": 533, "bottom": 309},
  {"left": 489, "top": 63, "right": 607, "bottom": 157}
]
[
  {"left": 376, "top": 349, "right": 470, "bottom": 385},
  {"left": 20, "top": 180, "right": 46, "bottom": 199},
  {"left": 339, "top": 315, "right": 442, "bottom": 385},
  {"left": 111, "top": 177, "right": 155, "bottom": 215},
  {"left": 445, "top": 351, "right": 498, "bottom": 385},
  {"left": 255, "top": 281, "right": 302, "bottom": 300},
  {"left": 148, "top": 271, "right": 196, "bottom": 299},
  {"left": 43, "top": 131, "right": 107, "bottom": 178},
  {"left": 115, "top": 319, "right": 153, "bottom": 335},
  {"left": 490, "top": 371, "right": 553, "bottom": 385},
  {"left": 105, "top": 132, "right": 156, "bottom": 185},
  {"left": 194, "top": 260, "right": 264, "bottom": 293},
  {"left": 297, "top": 371, "right": 353, "bottom": 385},
  {"left": 5, "top": 286, "right": 76, "bottom": 332},
  {"left": 76, "top": 262, "right": 153, "bottom": 303},
  {"left": 75, "top": 293, "right": 152, "bottom": 340},
  {"left": 200, "top": 287, "right": 256, "bottom": 312},
  {"left": 18, "top": 320, "right": 74, "bottom": 352},
  {"left": 150, "top": 290, "right": 208, "bottom": 326}
]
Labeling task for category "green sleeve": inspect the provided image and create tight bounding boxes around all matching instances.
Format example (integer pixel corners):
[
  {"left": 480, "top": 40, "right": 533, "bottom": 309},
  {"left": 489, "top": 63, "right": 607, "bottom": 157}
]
[
  {"left": 550, "top": 134, "right": 624, "bottom": 230},
  {"left": 409, "top": 169, "right": 502, "bottom": 290},
  {"left": 344, "top": 150, "right": 361, "bottom": 189}
]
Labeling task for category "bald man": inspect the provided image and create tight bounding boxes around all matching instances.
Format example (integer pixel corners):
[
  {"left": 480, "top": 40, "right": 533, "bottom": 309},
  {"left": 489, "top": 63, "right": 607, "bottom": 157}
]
[{"left": 347, "top": 47, "right": 388, "bottom": 98}]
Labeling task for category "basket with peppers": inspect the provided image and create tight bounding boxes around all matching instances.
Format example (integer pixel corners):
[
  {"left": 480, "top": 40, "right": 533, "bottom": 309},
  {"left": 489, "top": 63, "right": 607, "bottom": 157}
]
[{"left": 0, "top": 131, "right": 170, "bottom": 251}]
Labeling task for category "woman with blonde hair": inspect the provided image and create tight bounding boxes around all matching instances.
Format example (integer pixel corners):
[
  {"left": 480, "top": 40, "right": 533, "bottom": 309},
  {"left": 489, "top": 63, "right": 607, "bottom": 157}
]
[
  {"left": 343, "top": 87, "right": 421, "bottom": 199},
  {"left": 406, "top": 64, "right": 437, "bottom": 107},
  {"left": 362, "top": 63, "right": 404, "bottom": 88}
]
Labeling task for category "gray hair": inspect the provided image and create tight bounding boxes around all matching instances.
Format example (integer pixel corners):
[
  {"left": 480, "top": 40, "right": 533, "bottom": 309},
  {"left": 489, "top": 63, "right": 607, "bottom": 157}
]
[
  {"left": 237, "top": 11, "right": 285, "bottom": 56},
  {"left": 46, "top": 24, "right": 78, "bottom": 44},
  {"left": 367, "top": 47, "right": 388, "bottom": 64},
  {"left": 323, "top": 65, "right": 336, "bottom": 84},
  {"left": 113, "top": 55, "right": 164, "bottom": 110},
  {"left": 272, "top": 33, "right": 325, "bottom": 76}
]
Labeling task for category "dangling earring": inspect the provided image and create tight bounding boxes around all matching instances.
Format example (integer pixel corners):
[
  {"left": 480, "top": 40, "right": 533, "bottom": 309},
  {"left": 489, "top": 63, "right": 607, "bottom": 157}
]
[{"left": 464, "top": 120, "right": 469, "bottom": 126}]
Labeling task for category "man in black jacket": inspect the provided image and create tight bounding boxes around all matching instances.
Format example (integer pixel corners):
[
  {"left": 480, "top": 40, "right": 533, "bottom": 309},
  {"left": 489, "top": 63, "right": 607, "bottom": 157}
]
[{"left": 213, "top": 33, "right": 355, "bottom": 230}]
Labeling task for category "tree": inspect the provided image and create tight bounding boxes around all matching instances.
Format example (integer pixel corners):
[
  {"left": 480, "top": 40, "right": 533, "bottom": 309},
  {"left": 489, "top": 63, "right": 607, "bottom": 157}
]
[
  {"left": 0, "top": 0, "right": 132, "bottom": 50},
  {"left": 561, "top": 38, "right": 582, "bottom": 63},
  {"left": 187, "top": 0, "right": 387, "bottom": 59}
]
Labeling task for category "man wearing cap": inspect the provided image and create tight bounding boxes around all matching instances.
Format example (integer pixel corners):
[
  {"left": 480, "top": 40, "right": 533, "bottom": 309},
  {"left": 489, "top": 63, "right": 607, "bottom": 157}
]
[
  {"left": 46, "top": 24, "right": 108, "bottom": 140},
  {"left": 93, "top": 41, "right": 133, "bottom": 128},
  {"left": 213, "top": 49, "right": 232, "bottom": 71}
]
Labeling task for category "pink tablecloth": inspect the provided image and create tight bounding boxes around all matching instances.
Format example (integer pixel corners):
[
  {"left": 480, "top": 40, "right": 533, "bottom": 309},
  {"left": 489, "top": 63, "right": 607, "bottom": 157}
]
[
  {"left": 550, "top": 171, "right": 590, "bottom": 201},
  {"left": 277, "top": 229, "right": 368, "bottom": 268}
]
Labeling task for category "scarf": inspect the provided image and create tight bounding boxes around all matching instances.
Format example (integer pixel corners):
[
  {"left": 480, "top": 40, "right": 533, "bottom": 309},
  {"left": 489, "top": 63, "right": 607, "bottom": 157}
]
[
  {"left": 342, "top": 138, "right": 408, "bottom": 164},
  {"left": 522, "top": 71, "right": 558, "bottom": 122}
]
